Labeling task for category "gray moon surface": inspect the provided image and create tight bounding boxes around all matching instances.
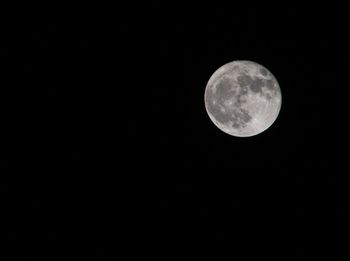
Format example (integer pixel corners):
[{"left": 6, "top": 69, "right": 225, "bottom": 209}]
[{"left": 204, "top": 60, "right": 282, "bottom": 137}]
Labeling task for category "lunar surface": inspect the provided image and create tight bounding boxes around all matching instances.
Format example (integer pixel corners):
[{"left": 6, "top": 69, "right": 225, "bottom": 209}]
[{"left": 204, "top": 60, "right": 282, "bottom": 137}]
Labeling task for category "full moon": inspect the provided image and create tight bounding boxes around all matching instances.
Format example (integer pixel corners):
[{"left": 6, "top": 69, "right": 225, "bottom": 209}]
[{"left": 204, "top": 60, "right": 282, "bottom": 137}]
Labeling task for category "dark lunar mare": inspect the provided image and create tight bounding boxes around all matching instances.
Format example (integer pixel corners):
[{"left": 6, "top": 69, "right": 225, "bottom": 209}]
[
  {"left": 250, "top": 78, "right": 264, "bottom": 93},
  {"left": 215, "top": 77, "right": 236, "bottom": 100},
  {"left": 237, "top": 73, "right": 268, "bottom": 94},
  {"left": 236, "top": 74, "right": 252, "bottom": 87},
  {"left": 260, "top": 68, "right": 268, "bottom": 76},
  {"left": 265, "top": 79, "right": 276, "bottom": 90},
  {"left": 206, "top": 76, "right": 253, "bottom": 129},
  {"left": 237, "top": 72, "right": 278, "bottom": 101}
]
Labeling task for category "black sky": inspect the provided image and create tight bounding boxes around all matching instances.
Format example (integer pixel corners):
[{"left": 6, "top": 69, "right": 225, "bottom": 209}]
[{"left": 1, "top": 3, "right": 349, "bottom": 260}]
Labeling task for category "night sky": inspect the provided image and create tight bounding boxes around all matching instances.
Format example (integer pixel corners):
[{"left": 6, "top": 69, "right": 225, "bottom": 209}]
[{"left": 1, "top": 3, "right": 349, "bottom": 259}]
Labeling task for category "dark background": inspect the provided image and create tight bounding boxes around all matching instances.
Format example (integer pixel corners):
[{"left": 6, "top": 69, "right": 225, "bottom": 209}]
[{"left": 1, "top": 3, "right": 348, "bottom": 259}]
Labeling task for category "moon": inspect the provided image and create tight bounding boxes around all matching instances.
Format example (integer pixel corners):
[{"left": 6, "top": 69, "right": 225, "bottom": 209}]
[{"left": 204, "top": 60, "right": 282, "bottom": 137}]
